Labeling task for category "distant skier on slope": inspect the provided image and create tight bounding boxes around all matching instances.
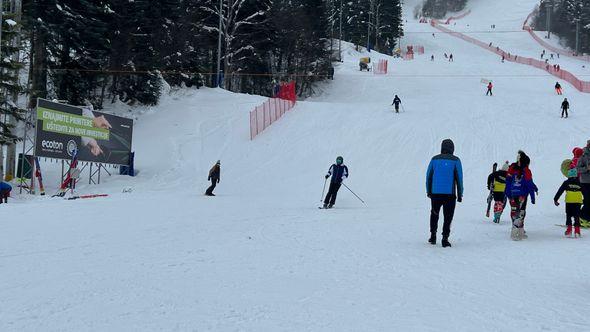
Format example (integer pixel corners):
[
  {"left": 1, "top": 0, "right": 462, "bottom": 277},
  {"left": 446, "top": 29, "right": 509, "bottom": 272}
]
[
  {"left": 561, "top": 98, "right": 569, "bottom": 118},
  {"left": 555, "top": 82, "right": 562, "bottom": 95},
  {"left": 391, "top": 95, "right": 402, "bottom": 113},
  {"left": 205, "top": 160, "right": 221, "bottom": 196},
  {"left": 554, "top": 168, "right": 583, "bottom": 238},
  {"left": 505, "top": 151, "right": 537, "bottom": 241},
  {"left": 322, "top": 156, "right": 348, "bottom": 209},
  {"left": 487, "top": 161, "right": 509, "bottom": 223},
  {"left": 486, "top": 81, "right": 493, "bottom": 96},
  {"left": 0, "top": 181, "right": 11, "bottom": 204},
  {"left": 576, "top": 140, "right": 590, "bottom": 225},
  {"left": 426, "top": 139, "right": 463, "bottom": 248}
]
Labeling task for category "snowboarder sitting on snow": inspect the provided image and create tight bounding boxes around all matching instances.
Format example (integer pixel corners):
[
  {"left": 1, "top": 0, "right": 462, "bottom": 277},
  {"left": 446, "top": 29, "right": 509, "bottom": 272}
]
[
  {"left": 205, "top": 160, "right": 221, "bottom": 196},
  {"left": 391, "top": 95, "right": 402, "bottom": 113},
  {"left": 0, "top": 181, "right": 12, "bottom": 204},
  {"left": 487, "top": 161, "right": 509, "bottom": 223},
  {"left": 426, "top": 139, "right": 463, "bottom": 248},
  {"left": 486, "top": 82, "right": 493, "bottom": 96},
  {"left": 561, "top": 98, "right": 569, "bottom": 118},
  {"left": 554, "top": 168, "right": 583, "bottom": 237},
  {"left": 505, "top": 151, "right": 537, "bottom": 241},
  {"left": 323, "top": 156, "right": 348, "bottom": 209},
  {"left": 555, "top": 82, "right": 562, "bottom": 95}
]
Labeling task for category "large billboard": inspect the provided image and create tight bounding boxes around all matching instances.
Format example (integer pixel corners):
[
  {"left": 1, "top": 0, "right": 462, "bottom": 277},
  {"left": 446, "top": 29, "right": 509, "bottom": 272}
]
[{"left": 35, "top": 99, "right": 133, "bottom": 165}]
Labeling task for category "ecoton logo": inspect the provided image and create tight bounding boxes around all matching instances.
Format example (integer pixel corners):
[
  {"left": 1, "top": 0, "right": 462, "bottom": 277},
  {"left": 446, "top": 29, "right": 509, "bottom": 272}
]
[{"left": 41, "top": 140, "right": 64, "bottom": 150}]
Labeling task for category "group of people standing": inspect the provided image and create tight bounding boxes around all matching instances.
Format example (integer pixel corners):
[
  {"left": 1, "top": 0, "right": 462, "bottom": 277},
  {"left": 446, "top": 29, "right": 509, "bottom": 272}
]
[{"left": 426, "top": 139, "right": 590, "bottom": 247}]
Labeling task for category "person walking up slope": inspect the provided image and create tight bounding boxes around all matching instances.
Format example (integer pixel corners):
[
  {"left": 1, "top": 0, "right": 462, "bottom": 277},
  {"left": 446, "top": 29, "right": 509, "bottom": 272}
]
[
  {"left": 205, "top": 160, "right": 221, "bottom": 196},
  {"left": 554, "top": 168, "right": 583, "bottom": 237},
  {"left": 392, "top": 95, "right": 402, "bottom": 113},
  {"left": 505, "top": 151, "right": 537, "bottom": 240},
  {"left": 561, "top": 98, "right": 569, "bottom": 118},
  {"left": 322, "top": 156, "right": 349, "bottom": 209},
  {"left": 486, "top": 82, "right": 493, "bottom": 96},
  {"left": 426, "top": 139, "right": 463, "bottom": 247},
  {"left": 487, "top": 161, "right": 509, "bottom": 223},
  {"left": 576, "top": 140, "right": 590, "bottom": 226}
]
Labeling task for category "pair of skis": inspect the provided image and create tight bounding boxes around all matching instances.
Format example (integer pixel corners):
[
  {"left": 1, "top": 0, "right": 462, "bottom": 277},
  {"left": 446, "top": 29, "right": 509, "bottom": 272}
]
[{"left": 485, "top": 163, "right": 498, "bottom": 217}]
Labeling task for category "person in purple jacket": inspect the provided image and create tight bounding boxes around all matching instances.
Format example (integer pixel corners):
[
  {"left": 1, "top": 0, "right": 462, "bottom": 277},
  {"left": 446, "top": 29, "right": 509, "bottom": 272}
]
[{"left": 505, "top": 150, "right": 538, "bottom": 241}]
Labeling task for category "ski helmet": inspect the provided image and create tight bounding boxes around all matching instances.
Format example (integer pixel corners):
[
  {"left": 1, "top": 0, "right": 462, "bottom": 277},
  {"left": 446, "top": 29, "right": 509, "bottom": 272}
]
[{"left": 336, "top": 156, "right": 344, "bottom": 165}]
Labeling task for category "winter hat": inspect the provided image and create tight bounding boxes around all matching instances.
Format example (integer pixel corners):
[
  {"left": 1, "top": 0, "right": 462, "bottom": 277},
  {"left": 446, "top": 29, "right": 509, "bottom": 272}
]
[
  {"left": 441, "top": 139, "right": 455, "bottom": 155},
  {"left": 573, "top": 147, "right": 584, "bottom": 158},
  {"left": 336, "top": 156, "right": 344, "bottom": 164},
  {"left": 517, "top": 150, "right": 530, "bottom": 168},
  {"left": 568, "top": 168, "right": 578, "bottom": 178},
  {"left": 216, "top": 160, "right": 221, "bottom": 165}
]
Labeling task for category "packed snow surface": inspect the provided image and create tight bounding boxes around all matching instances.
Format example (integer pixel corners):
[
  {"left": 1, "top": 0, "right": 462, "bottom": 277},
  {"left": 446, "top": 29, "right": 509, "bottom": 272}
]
[{"left": 2, "top": 0, "right": 590, "bottom": 330}]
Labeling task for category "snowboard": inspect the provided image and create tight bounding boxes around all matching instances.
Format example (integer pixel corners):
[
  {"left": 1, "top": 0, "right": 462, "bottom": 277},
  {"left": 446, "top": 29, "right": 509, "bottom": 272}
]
[
  {"left": 561, "top": 159, "right": 573, "bottom": 178},
  {"left": 486, "top": 163, "right": 498, "bottom": 217}
]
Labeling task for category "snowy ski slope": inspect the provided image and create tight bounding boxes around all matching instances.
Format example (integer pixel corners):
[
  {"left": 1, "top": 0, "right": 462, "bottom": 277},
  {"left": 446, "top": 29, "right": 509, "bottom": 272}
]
[{"left": 1, "top": 0, "right": 590, "bottom": 330}]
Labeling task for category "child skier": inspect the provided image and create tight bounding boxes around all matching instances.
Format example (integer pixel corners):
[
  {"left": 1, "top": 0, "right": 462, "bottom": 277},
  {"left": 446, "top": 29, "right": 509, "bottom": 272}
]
[
  {"left": 0, "top": 181, "right": 12, "bottom": 204},
  {"left": 487, "top": 161, "right": 509, "bottom": 223},
  {"left": 505, "top": 151, "right": 537, "bottom": 241},
  {"left": 554, "top": 168, "right": 583, "bottom": 237},
  {"left": 391, "top": 95, "right": 402, "bottom": 113},
  {"left": 555, "top": 82, "right": 562, "bottom": 95},
  {"left": 205, "top": 160, "right": 221, "bottom": 196},
  {"left": 323, "top": 156, "right": 349, "bottom": 209}
]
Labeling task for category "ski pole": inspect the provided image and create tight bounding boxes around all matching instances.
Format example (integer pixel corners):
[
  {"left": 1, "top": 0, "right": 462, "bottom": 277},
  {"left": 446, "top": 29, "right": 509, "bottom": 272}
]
[
  {"left": 320, "top": 178, "right": 328, "bottom": 202},
  {"left": 342, "top": 183, "right": 365, "bottom": 204}
]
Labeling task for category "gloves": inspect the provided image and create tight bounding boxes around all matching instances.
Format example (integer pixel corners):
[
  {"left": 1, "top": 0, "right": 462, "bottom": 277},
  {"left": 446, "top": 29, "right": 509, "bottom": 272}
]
[
  {"left": 531, "top": 197, "right": 536, "bottom": 204},
  {"left": 427, "top": 193, "right": 431, "bottom": 198},
  {"left": 554, "top": 200, "right": 560, "bottom": 206},
  {"left": 457, "top": 196, "right": 462, "bottom": 203},
  {"left": 325, "top": 174, "right": 330, "bottom": 179},
  {"left": 208, "top": 177, "right": 211, "bottom": 181}
]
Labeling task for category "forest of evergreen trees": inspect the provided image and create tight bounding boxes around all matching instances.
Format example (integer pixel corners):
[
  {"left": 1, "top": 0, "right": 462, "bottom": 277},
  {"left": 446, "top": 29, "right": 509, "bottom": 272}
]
[
  {"left": 0, "top": 0, "right": 403, "bottom": 179},
  {"left": 533, "top": 0, "right": 590, "bottom": 55},
  {"left": 421, "top": 0, "right": 468, "bottom": 19}
]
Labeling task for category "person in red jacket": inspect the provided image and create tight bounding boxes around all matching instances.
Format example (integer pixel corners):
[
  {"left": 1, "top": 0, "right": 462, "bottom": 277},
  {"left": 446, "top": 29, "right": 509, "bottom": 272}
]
[
  {"left": 486, "top": 82, "right": 493, "bottom": 96},
  {"left": 571, "top": 147, "right": 584, "bottom": 170}
]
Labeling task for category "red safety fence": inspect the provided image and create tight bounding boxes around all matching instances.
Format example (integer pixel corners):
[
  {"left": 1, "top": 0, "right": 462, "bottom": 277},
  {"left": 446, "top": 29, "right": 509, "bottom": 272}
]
[
  {"left": 250, "top": 82, "right": 297, "bottom": 140},
  {"left": 522, "top": 8, "right": 590, "bottom": 62},
  {"left": 374, "top": 59, "right": 388, "bottom": 75},
  {"left": 403, "top": 52, "right": 414, "bottom": 60},
  {"left": 444, "top": 10, "right": 471, "bottom": 24},
  {"left": 415, "top": 45, "right": 425, "bottom": 54},
  {"left": 431, "top": 20, "right": 590, "bottom": 93}
]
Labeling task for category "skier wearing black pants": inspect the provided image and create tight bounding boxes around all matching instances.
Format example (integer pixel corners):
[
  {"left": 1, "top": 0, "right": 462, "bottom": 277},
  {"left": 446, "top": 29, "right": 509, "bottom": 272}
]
[
  {"left": 323, "top": 156, "right": 349, "bottom": 209},
  {"left": 561, "top": 98, "right": 569, "bottom": 118},
  {"left": 426, "top": 139, "right": 464, "bottom": 247},
  {"left": 205, "top": 160, "right": 221, "bottom": 196},
  {"left": 392, "top": 95, "right": 402, "bottom": 113},
  {"left": 576, "top": 140, "right": 590, "bottom": 222}
]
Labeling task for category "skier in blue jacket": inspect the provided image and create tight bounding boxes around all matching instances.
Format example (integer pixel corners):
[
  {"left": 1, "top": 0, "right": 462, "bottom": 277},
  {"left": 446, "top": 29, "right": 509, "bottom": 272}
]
[
  {"left": 426, "top": 139, "right": 463, "bottom": 247},
  {"left": 323, "top": 156, "right": 349, "bottom": 209},
  {"left": 0, "top": 181, "right": 12, "bottom": 204}
]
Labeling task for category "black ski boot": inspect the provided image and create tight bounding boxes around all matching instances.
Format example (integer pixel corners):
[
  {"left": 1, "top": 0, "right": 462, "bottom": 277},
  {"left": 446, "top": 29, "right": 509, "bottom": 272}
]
[
  {"left": 441, "top": 238, "right": 452, "bottom": 248},
  {"left": 322, "top": 203, "right": 328, "bottom": 209},
  {"left": 428, "top": 234, "right": 436, "bottom": 245},
  {"left": 327, "top": 204, "right": 334, "bottom": 209}
]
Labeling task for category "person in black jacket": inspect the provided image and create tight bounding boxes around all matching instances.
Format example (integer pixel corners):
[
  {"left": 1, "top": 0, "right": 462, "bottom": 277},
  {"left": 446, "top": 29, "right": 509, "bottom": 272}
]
[
  {"left": 555, "top": 82, "right": 562, "bottom": 95},
  {"left": 561, "top": 98, "right": 569, "bottom": 118},
  {"left": 487, "top": 161, "right": 509, "bottom": 223},
  {"left": 554, "top": 168, "right": 583, "bottom": 237},
  {"left": 392, "top": 95, "right": 402, "bottom": 113},
  {"left": 205, "top": 160, "right": 221, "bottom": 196},
  {"left": 323, "top": 156, "right": 349, "bottom": 209}
]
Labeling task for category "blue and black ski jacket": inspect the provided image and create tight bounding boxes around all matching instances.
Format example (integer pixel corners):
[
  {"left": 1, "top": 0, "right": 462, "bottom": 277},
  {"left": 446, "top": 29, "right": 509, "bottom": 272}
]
[
  {"left": 327, "top": 164, "right": 349, "bottom": 184},
  {"left": 426, "top": 139, "right": 464, "bottom": 198}
]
